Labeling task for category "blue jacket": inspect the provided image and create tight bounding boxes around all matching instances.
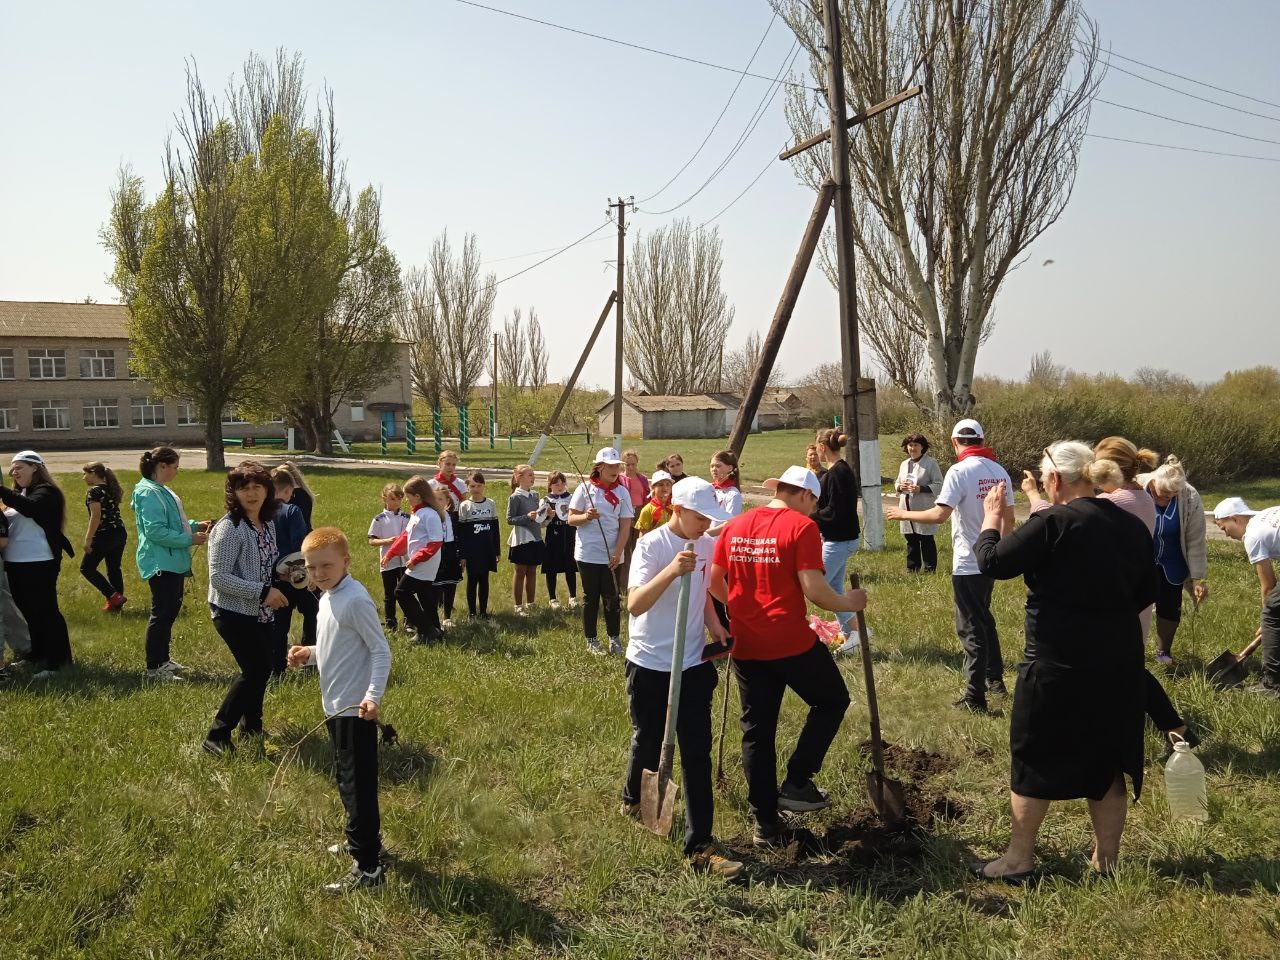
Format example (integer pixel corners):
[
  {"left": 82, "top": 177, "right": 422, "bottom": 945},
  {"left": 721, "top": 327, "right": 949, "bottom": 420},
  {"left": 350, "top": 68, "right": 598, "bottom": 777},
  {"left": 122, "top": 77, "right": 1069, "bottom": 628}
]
[
  {"left": 131, "top": 477, "right": 197, "bottom": 580},
  {"left": 274, "top": 501, "right": 308, "bottom": 558}
]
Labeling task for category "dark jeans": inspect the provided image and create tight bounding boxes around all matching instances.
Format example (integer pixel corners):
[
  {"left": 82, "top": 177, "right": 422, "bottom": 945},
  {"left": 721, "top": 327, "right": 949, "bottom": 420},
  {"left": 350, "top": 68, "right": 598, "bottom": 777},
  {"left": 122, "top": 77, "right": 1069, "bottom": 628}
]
[
  {"left": 1144, "top": 668, "right": 1184, "bottom": 731},
  {"left": 145, "top": 572, "right": 185, "bottom": 670},
  {"left": 270, "top": 582, "right": 319, "bottom": 673},
  {"left": 438, "top": 583, "right": 457, "bottom": 619},
  {"left": 733, "top": 640, "right": 851, "bottom": 829},
  {"left": 623, "top": 659, "right": 718, "bottom": 855},
  {"left": 5, "top": 560, "right": 72, "bottom": 670},
  {"left": 1261, "top": 582, "right": 1280, "bottom": 687},
  {"left": 905, "top": 533, "right": 937, "bottom": 573},
  {"left": 395, "top": 575, "right": 439, "bottom": 637},
  {"left": 207, "top": 609, "right": 273, "bottom": 743},
  {"left": 953, "top": 573, "right": 1003, "bottom": 704},
  {"left": 467, "top": 569, "right": 491, "bottom": 616},
  {"left": 580, "top": 562, "right": 620, "bottom": 640},
  {"left": 545, "top": 570, "right": 577, "bottom": 600},
  {"left": 380, "top": 568, "right": 404, "bottom": 627},
  {"left": 80, "top": 527, "right": 127, "bottom": 598},
  {"left": 327, "top": 716, "right": 382, "bottom": 873}
]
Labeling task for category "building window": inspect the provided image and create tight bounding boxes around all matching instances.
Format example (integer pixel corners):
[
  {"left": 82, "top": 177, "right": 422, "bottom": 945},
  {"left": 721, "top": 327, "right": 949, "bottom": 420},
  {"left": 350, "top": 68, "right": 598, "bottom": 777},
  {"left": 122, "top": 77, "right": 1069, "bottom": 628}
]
[
  {"left": 132, "top": 396, "right": 166, "bottom": 427},
  {"left": 177, "top": 402, "right": 201, "bottom": 426},
  {"left": 350, "top": 398, "right": 365, "bottom": 423},
  {"left": 83, "top": 398, "right": 120, "bottom": 429},
  {"left": 0, "top": 407, "right": 16, "bottom": 431},
  {"left": 221, "top": 406, "right": 249, "bottom": 425},
  {"left": 28, "top": 349, "right": 66, "bottom": 380},
  {"left": 80, "top": 349, "right": 116, "bottom": 379},
  {"left": 0, "top": 349, "right": 13, "bottom": 380},
  {"left": 31, "top": 399, "right": 70, "bottom": 430}
]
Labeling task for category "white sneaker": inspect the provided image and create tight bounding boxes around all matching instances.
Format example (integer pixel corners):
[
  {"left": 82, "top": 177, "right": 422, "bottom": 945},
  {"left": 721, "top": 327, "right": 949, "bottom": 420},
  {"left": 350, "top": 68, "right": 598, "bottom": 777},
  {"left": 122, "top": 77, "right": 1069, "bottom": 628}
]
[
  {"left": 549, "top": 599, "right": 561, "bottom": 610},
  {"left": 586, "top": 637, "right": 605, "bottom": 656},
  {"left": 32, "top": 669, "right": 60, "bottom": 680},
  {"left": 836, "top": 635, "right": 861, "bottom": 657},
  {"left": 145, "top": 668, "right": 185, "bottom": 682},
  {"left": 160, "top": 660, "right": 187, "bottom": 674},
  {"left": 442, "top": 618, "right": 455, "bottom": 628},
  {"left": 516, "top": 605, "right": 529, "bottom": 617},
  {"left": 568, "top": 597, "right": 580, "bottom": 609}
]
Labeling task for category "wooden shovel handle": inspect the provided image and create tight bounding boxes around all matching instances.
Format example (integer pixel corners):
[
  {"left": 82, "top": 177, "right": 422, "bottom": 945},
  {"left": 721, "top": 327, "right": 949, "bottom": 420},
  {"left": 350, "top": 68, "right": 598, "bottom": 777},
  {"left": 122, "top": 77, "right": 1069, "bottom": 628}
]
[
  {"left": 849, "top": 574, "right": 887, "bottom": 777},
  {"left": 1236, "top": 634, "right": 1264, "bottom": 661}
]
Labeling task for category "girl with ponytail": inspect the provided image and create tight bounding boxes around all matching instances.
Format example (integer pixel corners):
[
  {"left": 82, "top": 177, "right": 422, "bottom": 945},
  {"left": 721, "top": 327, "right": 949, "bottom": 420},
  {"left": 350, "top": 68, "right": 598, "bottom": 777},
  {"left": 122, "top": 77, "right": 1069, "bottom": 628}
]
[
  {"left": 80, "top": 461, "right": 128, "bottom": 612},
  {"left": 812, "top": 429, "right": 862, "bottom": 653}
]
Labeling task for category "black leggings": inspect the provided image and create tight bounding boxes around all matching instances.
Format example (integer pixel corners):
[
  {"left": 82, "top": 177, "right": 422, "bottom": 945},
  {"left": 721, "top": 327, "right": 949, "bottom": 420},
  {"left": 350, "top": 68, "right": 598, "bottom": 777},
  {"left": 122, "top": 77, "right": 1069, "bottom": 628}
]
[
  {"left": 438, "top": 583, "right": 457, "bottom": 619},
  {"left": 145, "top": 571, "right": 185, "bottom": 670},
  {"left": 467, "top": 569, "right": 491, "bottom": 616},
  {"left": 6, "top": 559, "right": 72, "bottom": 670},
  {"left": 379, "top": 568, "right": 404, "bottom": 626},
  {"left": 545, "top": 569, "right": 577, "bottom": 600},
  {"left": 579, "top": 562, "right": 620, "bottom": 640},
  {"left": 207, "top": 609, "right": 273, "bottom": 742},
  {"left": 395, "top": 575, "right": 439, "bottom": 637},
  {"left": 80, "top": 527, "right": 127, "bottom": 599}
]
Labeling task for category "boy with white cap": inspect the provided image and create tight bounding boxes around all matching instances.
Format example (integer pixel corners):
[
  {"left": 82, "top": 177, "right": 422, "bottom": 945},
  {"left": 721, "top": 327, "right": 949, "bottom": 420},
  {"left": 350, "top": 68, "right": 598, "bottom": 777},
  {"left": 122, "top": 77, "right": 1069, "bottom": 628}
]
[
  {"left": 886, "top": 418, "right": 1015, "bottom": 713},
  {"left": 568, "top": 447, "right": 634, "bottom": 655},
  {"left": 621, "top": 477, "right": 742, "bottom": 877},
  {"left": 1213, "top": 497, "right": 1280, "bottom": 698},
  {"left": 708, "top": 466, "right": 867, "bottom": 848}
]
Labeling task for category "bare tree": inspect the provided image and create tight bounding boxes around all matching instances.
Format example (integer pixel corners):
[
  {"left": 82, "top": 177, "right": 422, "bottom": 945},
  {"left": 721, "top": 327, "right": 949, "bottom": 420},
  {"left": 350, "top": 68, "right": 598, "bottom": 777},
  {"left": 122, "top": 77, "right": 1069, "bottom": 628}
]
[
  {"left": 526, "top": 308, "right": 549, "bottom": 391},
  {"left": 776, "top": 0, "right": 1102, "bottom": 415},
  {"left": 400, "top": 265, "right": 444, "bottom": 410},
  {"left": 1026, "top": 349, "right": 1067, "bottom": 389},
  {"left": 498, "top": 307, "right": 528, "bottom": 391},
  {"left": 625, "top": 219, "right": 734, "bottom": 394},
  {"left": 722, "top": 330, "right": 786, "bottom": 391}
]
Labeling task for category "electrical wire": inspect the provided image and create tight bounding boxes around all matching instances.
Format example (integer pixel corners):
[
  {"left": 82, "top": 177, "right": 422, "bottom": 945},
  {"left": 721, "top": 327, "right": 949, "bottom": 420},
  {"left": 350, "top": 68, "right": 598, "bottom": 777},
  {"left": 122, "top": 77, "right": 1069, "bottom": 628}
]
[
  {"left": 1093, "top": 96, "right": 1280, "bottom": 147},
  {"left": 1102, "top": 48, "right": 1280, "bottom": 112},
  {"left": 447, "top": 0, "right": 816, "bottom": 91},
  {"left": 1083, "top": 133, "right": 1280, "bottom": 163},
  {"left": 1098, "top": 57, "right": 1280, "bottom": 126},
  {"left": 480, "top": 234, "right": 613, "bottom": 266}
]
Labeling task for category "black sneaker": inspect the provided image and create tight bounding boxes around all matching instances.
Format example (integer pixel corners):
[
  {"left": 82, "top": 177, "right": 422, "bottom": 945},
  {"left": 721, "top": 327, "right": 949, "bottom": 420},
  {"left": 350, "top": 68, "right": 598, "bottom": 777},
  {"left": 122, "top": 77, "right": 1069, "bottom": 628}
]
[
  {"left": 201, "top": 738, "right": 234, "bottom": 757},
  {"left": 753, "top": 822, "right": 820, "bottom": 852},
  {"left": 987, "top": 680, "right": 1009, "bottom": 698},
  {"left": 323, "top": 862, "right": 385, "bottom": 894},
  {"left": 385, "top": 621, "right": 398, "bottom": 633},
  {"left": 952, "top": 696, "right": 990, "bottom": 714},
  {"left": 777, "top": 779, "right": 832, "bottom": 813}
]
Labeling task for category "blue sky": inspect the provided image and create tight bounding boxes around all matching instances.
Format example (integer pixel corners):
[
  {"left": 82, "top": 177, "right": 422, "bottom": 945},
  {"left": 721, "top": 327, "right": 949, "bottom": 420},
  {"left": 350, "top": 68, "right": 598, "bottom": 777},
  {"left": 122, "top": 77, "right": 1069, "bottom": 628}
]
[{"left": 1, "top": 1, "right": 1276, "bottom": 391}]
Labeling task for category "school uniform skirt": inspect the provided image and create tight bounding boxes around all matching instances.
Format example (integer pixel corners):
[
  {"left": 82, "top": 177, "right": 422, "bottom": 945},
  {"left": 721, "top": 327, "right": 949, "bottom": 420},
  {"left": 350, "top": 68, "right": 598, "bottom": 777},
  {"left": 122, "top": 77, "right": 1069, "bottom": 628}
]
[
  {"left": 436, "top": 539, "right": 462, "bottom": 585},
  {"left": 542, "top": 521, "right": 577, "bottom": 575}
]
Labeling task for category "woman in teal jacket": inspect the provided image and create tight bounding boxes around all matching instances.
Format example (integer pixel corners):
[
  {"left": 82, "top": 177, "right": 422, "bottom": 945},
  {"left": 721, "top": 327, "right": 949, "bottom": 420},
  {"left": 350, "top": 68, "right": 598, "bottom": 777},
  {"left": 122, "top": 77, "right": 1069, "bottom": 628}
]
[{"left": 133, "top": 447, "right": 208, "bottom": 678}]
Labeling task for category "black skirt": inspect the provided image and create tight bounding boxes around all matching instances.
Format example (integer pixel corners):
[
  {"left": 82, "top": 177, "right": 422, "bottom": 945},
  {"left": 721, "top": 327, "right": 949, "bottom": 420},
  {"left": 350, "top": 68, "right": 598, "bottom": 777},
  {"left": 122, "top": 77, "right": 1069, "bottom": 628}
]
[
  {"left": 542, "top": 520, "right": 577, "bottom": 575},
  {"left": 508, "top": 540, "right": 545, "bottom": 567},
  {"left": 435, "top": 539, "right": 462, "bottom": 585}
]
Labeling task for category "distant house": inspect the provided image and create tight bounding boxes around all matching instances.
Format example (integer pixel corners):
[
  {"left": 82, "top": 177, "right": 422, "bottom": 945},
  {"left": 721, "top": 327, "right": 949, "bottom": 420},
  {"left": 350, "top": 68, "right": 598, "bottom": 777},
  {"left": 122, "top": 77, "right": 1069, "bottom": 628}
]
[
  {"left": 0, "top": 300, "right": 413, "bottom": 449},
  {"left": 596, "top": 393, "right": 758, "bottom": 440},
  {"left": 759, "top": 385, "right": 839, "bottom": 429}
]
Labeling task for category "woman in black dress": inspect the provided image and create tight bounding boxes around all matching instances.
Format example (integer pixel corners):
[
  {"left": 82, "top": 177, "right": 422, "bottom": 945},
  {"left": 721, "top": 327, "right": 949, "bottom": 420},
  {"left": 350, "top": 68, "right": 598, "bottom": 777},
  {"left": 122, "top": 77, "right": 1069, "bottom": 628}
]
[{"left": 972, "top": 441, "right": 1157, "bottom": 881}]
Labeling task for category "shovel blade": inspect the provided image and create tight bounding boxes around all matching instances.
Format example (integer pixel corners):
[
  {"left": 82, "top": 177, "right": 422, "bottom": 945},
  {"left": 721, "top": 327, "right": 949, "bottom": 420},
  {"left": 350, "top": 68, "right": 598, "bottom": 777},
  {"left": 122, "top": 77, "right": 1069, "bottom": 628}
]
[
  {"left": 1206, "top": 649, "right": 1247, "bottom": 688},
  {"left": 866, "top": 771, "right": 909, "bottom": 827},
  {"left": 639, "top": 768, "right": 678, "bottom": 836}
]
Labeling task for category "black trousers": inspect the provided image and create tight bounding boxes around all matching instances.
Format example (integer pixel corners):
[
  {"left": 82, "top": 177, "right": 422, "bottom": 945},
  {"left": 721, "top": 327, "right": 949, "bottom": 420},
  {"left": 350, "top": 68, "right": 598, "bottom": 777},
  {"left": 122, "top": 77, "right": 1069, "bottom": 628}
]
[
  {"left": 5, "top": 560, "right": 72, "bottom": 670},
  {"left": 953, "top": 573, "right": 1004, "bottom": 704},
  {"left": 270, "top": 582, "right": 319, "bottom": 673},
  {"left": 80, "top": 527, "right": 127, "bottom": 599},
  {"left": 467, "top": 569, "right": 491, "bottom": 616},
  {"left": 733, "top": 640, "right": 851, "bottom": 829},
  {"left": 1261, "top": 582, "right": 1280, "bottom": 687},
  {"left": 904, "top": 533, "right": 937, "bottom": 573},
  {"left": 438, "top": 583, "right": 457, "bottom": 619},
  {"left": 327, "top": 716, "right": 382, "bottom": 873},
  {"left": 145, "top": 571, "right": 185, "bottom": 670},
  {"left": 579, "top": 562, "right": 620, "bottom": 639},
  {"left": 207, "top": 609, "right": 273, "bottom": 742},
  {"left": 623, "top": 659, "right": 718, "bottom": 855},
  {"left": 545, "top": 569, "right": 577, "bottom": 600},
  {"left": 380, "top": 568, "right": 404, "bottom": 627},
  {"left": 395, "top": 574, "right": 439, "bottom": 637}
]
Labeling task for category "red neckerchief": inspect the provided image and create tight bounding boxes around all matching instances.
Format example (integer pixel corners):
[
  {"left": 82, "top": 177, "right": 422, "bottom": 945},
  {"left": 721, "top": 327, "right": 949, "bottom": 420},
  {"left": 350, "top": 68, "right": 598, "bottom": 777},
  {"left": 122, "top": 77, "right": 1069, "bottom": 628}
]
[
  {"left": 712, "top": 478, "right": 737, "bottom": 491},
  {"left": 646, "top": 497, "right": 671, "bottom": 526},
  {"left": 956, "top": 446, "right": 997, "bottom": 463},
  {"left": 434, "top": 471, "right": 466, "bottom": 505},
  {"left": 591, "top": 477, "right": 622, "bottom": 507}
]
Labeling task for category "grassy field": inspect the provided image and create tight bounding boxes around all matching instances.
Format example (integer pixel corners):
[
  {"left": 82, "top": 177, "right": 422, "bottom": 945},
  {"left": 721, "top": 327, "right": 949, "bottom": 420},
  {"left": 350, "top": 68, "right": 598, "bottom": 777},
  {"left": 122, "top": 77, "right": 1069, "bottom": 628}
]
[{"left": 3, "top": 466, "right": 1280, "bottom": 959}]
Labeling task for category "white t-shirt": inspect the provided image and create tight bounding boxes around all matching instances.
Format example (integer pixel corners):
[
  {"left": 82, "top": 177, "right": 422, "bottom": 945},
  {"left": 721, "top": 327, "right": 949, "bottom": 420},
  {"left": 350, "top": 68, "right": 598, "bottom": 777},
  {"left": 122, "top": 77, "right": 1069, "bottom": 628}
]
[
  {"left": 3, "top": 507, "right": 53, "bottom": 563},
  {"left": 403, "top": 507, "right": 445, "bottom": 581},
  {"left": 368, "top": 509, "right": 410, "bottom": 570},
  {"left": 936, "top": 454, "right": 1015, "bottom": 576},
  {"left": 569, "top": 481, "right": 634, "bottom": 565},
  {"left": 1243, "top": 506, "right": 1280, "bottom": 565},
  {"left": 626, "top": 527, "right": 714, "bottom": 672},
  {"left": 715, "top": 485, "right": 744, "bottom": 517}
]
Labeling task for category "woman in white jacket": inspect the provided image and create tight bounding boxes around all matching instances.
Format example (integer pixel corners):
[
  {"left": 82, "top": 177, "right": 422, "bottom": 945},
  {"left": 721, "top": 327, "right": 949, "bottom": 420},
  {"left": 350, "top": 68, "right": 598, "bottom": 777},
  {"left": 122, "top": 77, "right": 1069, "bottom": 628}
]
[{"left": 895, "top": 433, "right": 945, "bottom": 573}]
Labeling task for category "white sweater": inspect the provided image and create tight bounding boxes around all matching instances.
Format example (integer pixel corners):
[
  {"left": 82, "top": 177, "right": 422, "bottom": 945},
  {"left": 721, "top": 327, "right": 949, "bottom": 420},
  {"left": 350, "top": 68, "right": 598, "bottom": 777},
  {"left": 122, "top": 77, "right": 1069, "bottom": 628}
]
[{"left": 300, "top": 574, "right": 392, "bottom": 719}]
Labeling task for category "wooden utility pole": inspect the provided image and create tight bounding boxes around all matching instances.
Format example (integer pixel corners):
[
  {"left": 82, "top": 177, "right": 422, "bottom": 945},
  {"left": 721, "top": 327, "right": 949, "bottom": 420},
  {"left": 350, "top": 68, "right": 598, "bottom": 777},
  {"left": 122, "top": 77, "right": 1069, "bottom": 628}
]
[{"left": 609, "top": 196, "right": 632, "bottom": 451}]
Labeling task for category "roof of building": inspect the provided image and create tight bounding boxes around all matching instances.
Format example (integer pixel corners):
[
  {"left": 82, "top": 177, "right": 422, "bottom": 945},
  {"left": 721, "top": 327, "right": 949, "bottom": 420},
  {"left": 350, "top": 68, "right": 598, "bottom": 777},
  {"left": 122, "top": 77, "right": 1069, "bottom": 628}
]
[
  {"left": 597, "top": 392, "right": 744, "bottom": 413},
  {"left": 0, "top": 301, "right": 130, "bottom": 340}
]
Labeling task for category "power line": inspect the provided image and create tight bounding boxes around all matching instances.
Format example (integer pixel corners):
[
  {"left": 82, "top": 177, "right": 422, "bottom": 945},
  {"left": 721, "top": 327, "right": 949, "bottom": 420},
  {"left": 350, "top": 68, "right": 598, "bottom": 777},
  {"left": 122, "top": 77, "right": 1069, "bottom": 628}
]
[
  {"left": 699, "top": 145, "right": 785, "bottom": 226},
  {"left": 480, "top": 234, "right": 613, "bottom": 266},
  {"left": 447, "top": 0, "right": 816, "bottom": 91},
  {"left": 1093, "top": 96, "right": 1280, "bottom": 147},
  {"left": 1084, "top": 133, "right": 1280, "bottom": 163},
  {"left": 1102, "top": 48, "right": 1280, "bottom": 112},
  {"left": 1098, "top": 57, "right": 1280, "bottom": 125},
  {"left": 639, "top": 12, "right": 777, "bottom": 204}
]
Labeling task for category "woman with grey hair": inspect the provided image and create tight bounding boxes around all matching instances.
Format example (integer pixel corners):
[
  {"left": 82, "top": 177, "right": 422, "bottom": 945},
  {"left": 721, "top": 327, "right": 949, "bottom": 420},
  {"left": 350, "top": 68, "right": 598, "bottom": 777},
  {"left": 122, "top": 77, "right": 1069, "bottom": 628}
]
[{"left": 1138, "top": 454, "right": 1208, "bottom": 665}]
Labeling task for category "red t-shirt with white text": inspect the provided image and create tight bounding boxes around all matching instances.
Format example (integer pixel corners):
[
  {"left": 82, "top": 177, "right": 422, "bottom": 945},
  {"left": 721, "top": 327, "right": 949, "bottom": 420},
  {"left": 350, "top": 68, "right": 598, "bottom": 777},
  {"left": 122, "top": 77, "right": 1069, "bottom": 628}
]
[{"left": 712, "top": 506, "right": 825, "bottom": 661}]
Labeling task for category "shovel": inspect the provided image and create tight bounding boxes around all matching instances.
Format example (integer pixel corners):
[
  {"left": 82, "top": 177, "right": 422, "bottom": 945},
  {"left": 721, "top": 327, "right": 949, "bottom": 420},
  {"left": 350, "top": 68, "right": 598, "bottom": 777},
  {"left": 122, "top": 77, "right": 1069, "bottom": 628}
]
[
  {"left": 1205, "top": 634, "right": 1263, "bottom": 689},
  {"left": 639, "top": 550, "right": 694, "bottom": 836},
  {"left": 850, "top": 574, "right": 908, "bottom": 827}
]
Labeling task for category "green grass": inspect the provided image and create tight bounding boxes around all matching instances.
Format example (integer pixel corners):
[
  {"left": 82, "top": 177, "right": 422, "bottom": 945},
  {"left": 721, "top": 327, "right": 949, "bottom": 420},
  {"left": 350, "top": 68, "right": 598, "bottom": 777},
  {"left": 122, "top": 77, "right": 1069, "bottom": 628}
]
[{"left": 3, "top": 467, "right": 1280, "bottom": 958}]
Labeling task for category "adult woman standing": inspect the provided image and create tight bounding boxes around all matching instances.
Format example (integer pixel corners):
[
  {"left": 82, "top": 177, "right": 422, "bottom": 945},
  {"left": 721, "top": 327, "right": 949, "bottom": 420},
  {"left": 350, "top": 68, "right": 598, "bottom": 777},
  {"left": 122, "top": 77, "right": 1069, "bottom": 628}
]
[
  {"left": 894, "top": 433, "right": 944, "bottom": 573},
  {"left": 804, "top": 444, "right": 826, "bottom": 480},
  {"left": 133, "top": 447, "right": 208, "bottom": 679},
  {"left": 202, "top": 461, "right": 287, "bottom": 755},
  {"left": 972, "top": 442, "right": 1157, "bottom": 880},
  {"left": 1139, "top": 454, "right": 1208, "bottom": 665},
  {"left": 2, "top": 450, "right": 73, "bottom": 677},
  {"left": 813, "top": 429, "right": 860, "bottom": 653}
]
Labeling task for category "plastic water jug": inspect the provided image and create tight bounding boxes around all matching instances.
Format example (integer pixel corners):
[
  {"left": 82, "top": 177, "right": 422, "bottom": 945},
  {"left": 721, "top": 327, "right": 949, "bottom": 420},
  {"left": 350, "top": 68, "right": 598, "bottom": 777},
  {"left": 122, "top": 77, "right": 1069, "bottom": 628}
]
[{"left": 1164, "top": 736, "right": 1208, "bottom": 822}]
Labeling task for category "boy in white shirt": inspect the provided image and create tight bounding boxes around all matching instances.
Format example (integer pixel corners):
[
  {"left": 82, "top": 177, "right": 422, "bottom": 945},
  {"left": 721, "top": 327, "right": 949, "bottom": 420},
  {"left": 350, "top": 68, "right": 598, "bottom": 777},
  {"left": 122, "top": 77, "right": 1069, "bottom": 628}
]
[
  {"left": 1213, "top": 498, "right": 1280, "bottom": 698},
  {"left": 622, "top": 477, "right": 742, "bottom": 878},
  {"left": 288, "top": 527, "right": 392, "bottom": 893},
  {"left": 886, "top": 419, "right": 1014, "bottom": 713}
]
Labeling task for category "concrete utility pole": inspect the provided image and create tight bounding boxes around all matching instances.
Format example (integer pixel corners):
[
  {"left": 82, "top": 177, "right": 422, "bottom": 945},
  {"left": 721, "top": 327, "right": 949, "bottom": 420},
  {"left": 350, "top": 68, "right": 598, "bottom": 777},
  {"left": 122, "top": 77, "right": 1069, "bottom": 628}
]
[
  {"left": 609, "top": 195, "right": 632, "bottom": 452},
  {"left": 492, "top": 332, "right": 499, "bottom": 428}
]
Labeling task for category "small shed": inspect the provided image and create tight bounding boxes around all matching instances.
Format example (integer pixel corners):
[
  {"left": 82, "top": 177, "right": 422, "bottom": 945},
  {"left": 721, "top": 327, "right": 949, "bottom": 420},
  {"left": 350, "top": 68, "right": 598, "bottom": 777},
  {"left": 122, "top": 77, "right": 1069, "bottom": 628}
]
[{"left": 596, "top": 393, "right": 757, "bottom": 440}]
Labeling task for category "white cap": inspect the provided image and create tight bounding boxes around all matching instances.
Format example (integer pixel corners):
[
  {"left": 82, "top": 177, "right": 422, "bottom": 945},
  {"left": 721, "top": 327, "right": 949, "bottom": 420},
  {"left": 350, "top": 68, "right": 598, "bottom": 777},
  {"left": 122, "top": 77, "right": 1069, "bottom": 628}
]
[
  {"left": 593, "top": 446, "right": 624, "bottom": 465},
  {"left": 1213, "top": 496, "right": 1257, "bottom": 520},
  {"left": 10, "top": 449, "right": 44, "bottom": 466},
  {"left": 951, "top": 418, "right": 984, "bottom": 440},
  {"left": 763, "top": 465, "right": 822, "bottom": 499},
  {"left": 651, "top": 470, "right": 673, "bottom": 485},
  {"left": 671, "top": 477, "right": 732, "bottom": 521}
]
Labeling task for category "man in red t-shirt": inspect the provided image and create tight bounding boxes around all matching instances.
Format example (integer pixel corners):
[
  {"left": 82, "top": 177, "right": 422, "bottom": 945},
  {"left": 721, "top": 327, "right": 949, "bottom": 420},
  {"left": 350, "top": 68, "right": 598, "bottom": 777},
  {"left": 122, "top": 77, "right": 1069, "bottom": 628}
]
[{"left": 709, "top": 466, "right": 868, "bottom": 847}]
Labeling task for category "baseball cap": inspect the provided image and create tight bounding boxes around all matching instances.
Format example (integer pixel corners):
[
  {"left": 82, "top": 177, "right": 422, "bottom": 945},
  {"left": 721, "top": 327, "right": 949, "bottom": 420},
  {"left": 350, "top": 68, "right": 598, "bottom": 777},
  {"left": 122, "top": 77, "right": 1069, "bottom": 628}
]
[
  {"left": 763, "top": 465, "right": 822, "bottom": 499},
  {"left": 1212, "top": 496, "right": 1257, "bottom": 520},
  {"left": 593, "top": 446, "right": 624, "bottom": 465},
  {"left": 951, "top": 418, "right": 984, "bottom": 439},
  {"left": 10, "top": 450, "right": 44, "bottom": 466},
  {"left": 650, "top": 470, "right": 673, "bottom": 485},
  {"left": 671, "top": 477, "right": 732, "bottom": 521}
]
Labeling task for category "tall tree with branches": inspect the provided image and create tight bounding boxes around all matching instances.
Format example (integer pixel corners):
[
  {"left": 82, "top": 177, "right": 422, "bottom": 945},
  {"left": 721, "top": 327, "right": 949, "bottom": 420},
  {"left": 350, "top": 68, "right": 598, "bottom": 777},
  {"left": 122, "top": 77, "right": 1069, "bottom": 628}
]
[
  {"left": 498, "top": 307, "right": 529, "bottom": 391},
  {"left": 625, "top": 219, "right": 734, "bottom": 395},
  {"left": 400, "top": 265, "right": 444, "bottom": 410},
  {"left": 721, "top": 329, "right": 786, "bottom": 392},
  {"left": 526, "top": 308, "right": 548, "bottom": 391},
  {"left": 775, "top": 0, "right": 1101, "bottom": 415}
]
